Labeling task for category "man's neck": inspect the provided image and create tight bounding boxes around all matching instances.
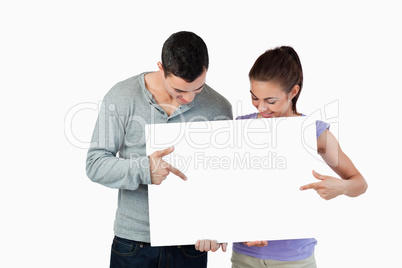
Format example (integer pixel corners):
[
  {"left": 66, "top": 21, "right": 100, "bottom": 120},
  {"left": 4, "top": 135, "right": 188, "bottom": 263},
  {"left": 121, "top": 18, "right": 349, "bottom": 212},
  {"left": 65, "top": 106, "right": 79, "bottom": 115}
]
[{"left": 144, "top": 72, "right": 180, "bottom": 116}]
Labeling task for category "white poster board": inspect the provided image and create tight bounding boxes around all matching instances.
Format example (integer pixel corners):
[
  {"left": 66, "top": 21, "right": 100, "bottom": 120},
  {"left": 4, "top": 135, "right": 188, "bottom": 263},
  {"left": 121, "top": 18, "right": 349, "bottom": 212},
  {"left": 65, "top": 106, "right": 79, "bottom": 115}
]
[{"left": 146, "top": 117, "right": 323, "bottom": 246}]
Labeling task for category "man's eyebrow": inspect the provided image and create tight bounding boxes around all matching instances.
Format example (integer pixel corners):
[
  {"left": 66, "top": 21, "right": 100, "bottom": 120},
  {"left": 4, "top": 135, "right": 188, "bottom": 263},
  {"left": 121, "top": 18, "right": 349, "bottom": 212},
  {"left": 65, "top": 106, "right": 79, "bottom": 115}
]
[
  {"left": 174, "top": 84, "right": 205, "bottom": 92},
  {"left": 250, "top": 90, "right": 278, "bottom": 100}
]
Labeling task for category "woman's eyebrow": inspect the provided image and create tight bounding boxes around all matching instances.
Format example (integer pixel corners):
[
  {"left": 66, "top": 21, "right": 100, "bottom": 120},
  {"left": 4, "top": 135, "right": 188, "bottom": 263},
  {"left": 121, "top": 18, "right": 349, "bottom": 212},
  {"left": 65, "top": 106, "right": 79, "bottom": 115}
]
[{"left": 250, "top": 90, "right": 278, "bottom": 100}]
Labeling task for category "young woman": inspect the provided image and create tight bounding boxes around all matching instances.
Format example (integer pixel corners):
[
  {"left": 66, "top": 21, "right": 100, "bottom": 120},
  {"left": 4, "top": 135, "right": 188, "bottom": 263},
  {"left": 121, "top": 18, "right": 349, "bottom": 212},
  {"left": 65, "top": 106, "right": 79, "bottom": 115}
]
[{"left": 231, "top": 46, "right": 368, "bottom": 268}]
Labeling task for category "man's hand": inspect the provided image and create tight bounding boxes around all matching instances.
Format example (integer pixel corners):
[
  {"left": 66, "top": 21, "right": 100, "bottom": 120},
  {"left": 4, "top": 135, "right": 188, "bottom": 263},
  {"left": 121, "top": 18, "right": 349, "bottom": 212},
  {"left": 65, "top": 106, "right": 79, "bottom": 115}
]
[
  {"left": 242, "top": 241, "right": 268, "bottom": 247},
  {"left": 195, "top": 240, "right": 228, "bottom": 252},
  {"left": 148, "top": 147, "right": 187, "bottom": 185}
]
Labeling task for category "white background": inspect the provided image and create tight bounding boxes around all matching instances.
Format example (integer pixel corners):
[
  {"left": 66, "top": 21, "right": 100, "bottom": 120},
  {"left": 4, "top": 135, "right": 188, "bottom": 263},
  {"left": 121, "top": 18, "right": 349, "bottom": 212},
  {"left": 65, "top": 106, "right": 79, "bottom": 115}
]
[{"left": 1, "top": 1, "right": 401, "bottom": 267}]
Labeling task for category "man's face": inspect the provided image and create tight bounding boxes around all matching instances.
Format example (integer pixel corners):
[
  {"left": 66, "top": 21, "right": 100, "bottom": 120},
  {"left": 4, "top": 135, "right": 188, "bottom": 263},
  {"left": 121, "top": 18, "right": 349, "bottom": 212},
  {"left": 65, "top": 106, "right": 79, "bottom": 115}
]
[{"left": 161, "top": 67, "right": 206, "bottom": 106}]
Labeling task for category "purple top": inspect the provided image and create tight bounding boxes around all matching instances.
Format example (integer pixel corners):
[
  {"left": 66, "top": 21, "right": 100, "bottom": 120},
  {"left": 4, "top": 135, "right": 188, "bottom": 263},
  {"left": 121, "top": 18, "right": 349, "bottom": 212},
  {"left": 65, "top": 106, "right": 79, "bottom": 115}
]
[
  {"left": 236, "top": 113, "right": 329, "bottom": 139},
  {"left": 233, "top": 113, "right": 330, "bottom": 261}
]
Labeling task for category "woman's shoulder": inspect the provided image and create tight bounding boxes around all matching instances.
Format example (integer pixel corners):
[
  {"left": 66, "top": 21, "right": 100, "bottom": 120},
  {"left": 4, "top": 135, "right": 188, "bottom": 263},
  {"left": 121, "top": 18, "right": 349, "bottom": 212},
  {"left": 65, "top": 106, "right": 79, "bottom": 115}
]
[
  {"left": 235, "top": 113, "right": 258, "bottom": 120},
  {"left": 301, "top": 114, "right": 330, "bottom": 138},
  {"left": 315, "top": 120, "right": 330, "bottom": 138}
]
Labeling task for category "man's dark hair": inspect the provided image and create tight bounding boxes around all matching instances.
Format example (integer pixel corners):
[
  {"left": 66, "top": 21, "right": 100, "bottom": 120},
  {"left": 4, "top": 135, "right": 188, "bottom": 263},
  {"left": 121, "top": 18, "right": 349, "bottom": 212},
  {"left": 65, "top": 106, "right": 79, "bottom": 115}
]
[{"left": 161, "top": 31, "right": 209, "bottom": 82}]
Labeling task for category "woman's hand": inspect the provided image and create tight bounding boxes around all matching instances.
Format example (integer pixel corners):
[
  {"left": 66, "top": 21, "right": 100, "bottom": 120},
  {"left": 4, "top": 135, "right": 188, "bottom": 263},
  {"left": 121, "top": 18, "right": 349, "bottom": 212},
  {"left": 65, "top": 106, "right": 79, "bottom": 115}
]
[
  {"left": 242, "top": 241, "right": 268, "bottom": 247},
  {"left": 300, "top": 170, "right": 347, "bottom": 200}
]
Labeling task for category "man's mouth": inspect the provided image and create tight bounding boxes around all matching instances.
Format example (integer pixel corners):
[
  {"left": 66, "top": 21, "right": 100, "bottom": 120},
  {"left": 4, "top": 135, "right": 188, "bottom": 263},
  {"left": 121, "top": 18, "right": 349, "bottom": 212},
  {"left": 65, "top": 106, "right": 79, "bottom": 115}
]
[{"left": 178, "top": 97, "right": 189, "bottom": 104}]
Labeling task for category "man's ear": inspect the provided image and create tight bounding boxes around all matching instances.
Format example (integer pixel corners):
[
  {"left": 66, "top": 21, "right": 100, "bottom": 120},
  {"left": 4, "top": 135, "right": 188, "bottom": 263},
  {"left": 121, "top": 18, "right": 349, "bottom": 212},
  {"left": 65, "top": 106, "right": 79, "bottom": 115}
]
[{"left": 157, "top": 62, "right": 164, "bottom": 76}]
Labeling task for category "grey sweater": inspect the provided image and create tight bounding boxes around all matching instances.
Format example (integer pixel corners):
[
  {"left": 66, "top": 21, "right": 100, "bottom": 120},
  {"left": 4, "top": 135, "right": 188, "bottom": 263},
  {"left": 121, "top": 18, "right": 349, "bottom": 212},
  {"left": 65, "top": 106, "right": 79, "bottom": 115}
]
[{"left": 86, "top": 72, "right": 233, "bottom": 242}]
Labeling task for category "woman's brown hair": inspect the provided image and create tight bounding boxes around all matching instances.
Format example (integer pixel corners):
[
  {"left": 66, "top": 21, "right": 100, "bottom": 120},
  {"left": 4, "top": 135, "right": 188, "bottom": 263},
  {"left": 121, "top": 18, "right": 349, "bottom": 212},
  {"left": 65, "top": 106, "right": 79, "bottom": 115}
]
[{"left": 249, "top": 46, "right": 303, "bottom": 114}]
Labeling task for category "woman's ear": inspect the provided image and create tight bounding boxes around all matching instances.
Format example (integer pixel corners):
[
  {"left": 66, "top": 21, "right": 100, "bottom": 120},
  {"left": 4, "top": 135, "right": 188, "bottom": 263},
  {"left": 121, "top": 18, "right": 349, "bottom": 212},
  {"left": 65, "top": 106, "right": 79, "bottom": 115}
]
[{"left": 290, "top": 85, "right": 300, "bottom": 99}]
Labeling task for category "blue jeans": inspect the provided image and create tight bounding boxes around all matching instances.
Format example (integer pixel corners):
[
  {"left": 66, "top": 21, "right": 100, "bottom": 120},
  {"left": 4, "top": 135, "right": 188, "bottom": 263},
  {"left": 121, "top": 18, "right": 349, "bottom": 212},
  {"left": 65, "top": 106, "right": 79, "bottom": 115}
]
[{"left": 110, "top": 236, "right": 208, "bottom": 268}]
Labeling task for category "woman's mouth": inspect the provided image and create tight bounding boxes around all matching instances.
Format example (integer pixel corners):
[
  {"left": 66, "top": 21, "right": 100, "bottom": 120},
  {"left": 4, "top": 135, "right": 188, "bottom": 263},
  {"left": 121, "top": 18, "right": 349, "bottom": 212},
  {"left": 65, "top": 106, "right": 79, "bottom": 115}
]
[{"left": 260, "top": 112, "right": 274, "bottom": 118}]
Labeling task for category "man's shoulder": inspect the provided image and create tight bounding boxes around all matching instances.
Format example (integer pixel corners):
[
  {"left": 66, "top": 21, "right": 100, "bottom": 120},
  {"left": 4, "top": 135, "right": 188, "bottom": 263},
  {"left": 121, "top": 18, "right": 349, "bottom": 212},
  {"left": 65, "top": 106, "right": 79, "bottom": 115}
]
[
  {"left": 199, "top": 84, "right": 232, "bottom": 108},
  {"left": 102, "top": 73, "right": 148, "bottom": 105},
  {"left": 108, "top": 73, "right": 145, "bottom": 96},
  {"left": 100, "top": 73, "right": 148, "bottom": 118},
  {"left": 193, "top": 84, "right": 233, "bottom": 119}
]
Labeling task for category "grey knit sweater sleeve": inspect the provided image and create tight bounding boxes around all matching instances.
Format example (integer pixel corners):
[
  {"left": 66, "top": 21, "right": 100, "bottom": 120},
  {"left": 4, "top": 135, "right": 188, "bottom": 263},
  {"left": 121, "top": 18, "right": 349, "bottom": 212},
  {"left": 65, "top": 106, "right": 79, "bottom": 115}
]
[{"left": 85, "top": 80, "right": 151, "bottom": 191}]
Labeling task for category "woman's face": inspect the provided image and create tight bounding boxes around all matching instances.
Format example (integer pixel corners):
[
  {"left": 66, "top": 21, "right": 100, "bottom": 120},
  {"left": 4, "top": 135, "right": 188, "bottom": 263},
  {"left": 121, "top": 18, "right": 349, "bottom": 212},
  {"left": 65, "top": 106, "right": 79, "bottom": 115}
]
[{"left": 250, "top": 80, "right": 298, "bottom": 118}]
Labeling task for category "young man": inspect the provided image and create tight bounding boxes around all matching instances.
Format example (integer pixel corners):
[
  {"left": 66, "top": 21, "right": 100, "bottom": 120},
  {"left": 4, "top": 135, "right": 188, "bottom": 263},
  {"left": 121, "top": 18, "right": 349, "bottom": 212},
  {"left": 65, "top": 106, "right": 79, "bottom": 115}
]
[{"left": 86, "top": 31, "right": 233, "bottom": 267}]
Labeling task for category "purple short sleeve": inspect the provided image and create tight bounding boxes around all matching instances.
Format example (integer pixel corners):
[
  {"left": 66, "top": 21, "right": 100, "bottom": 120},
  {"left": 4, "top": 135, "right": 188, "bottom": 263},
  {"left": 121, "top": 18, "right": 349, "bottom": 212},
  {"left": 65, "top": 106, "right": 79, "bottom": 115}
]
[{"left": 316, "top": 120, "right": 330, "bottom": 138}]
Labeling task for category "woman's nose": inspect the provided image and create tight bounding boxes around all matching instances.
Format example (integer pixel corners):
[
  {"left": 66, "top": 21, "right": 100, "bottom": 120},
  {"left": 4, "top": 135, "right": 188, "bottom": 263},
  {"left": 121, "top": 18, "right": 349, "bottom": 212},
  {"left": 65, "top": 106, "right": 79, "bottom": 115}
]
[{"left": 258, "top": 102, "right": 267, "bottom": 112}]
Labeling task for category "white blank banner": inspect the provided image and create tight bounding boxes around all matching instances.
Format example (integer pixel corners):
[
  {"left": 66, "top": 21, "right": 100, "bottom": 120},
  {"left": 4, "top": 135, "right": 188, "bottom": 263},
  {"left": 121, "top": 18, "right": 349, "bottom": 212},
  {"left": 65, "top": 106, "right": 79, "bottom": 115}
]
[{"left": 146, "top": 117, "right": 323, "bottom": 246}]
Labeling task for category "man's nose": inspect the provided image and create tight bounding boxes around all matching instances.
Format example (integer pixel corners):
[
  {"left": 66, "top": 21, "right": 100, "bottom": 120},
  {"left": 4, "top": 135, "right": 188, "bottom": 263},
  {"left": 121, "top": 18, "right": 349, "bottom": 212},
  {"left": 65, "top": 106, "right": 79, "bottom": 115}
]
[{"left": 184, "top": 92, "right": 196, "bottom": 102}]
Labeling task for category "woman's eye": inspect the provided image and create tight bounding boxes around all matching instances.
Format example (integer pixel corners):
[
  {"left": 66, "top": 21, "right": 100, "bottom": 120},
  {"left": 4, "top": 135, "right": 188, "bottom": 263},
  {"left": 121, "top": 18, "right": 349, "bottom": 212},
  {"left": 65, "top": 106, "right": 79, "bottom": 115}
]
[
  {"left": 252, "top": 97, "right": 258, "bottom": 101},
  {"left": 268, "top": 101, "right": 276, "bottom": 105}
]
